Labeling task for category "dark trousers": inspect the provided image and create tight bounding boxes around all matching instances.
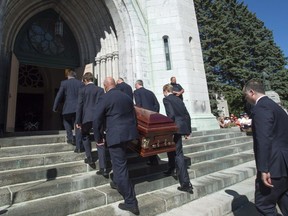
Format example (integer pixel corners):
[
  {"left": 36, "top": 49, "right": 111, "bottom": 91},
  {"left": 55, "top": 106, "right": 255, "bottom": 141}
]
[
  {"left": 81, "top": 122, "right": 93, "bottom": 160},
  {"left": 167, "top": 134, "right": 191, "bottom": 187},
  {"left": 82, "top": 122, "right": 106, "bottom": 168},
  {"left": 63, "top": 113, "right": 81, "bottom": 148},
  {"left": 255, "top": 172, "right": 288, "bottom": 215},
  {"left": 96, "top": 142, "right": 106, "bottom": 169},
  {"left": 109, "top": 142, "right": 138, "bottom": 208}
]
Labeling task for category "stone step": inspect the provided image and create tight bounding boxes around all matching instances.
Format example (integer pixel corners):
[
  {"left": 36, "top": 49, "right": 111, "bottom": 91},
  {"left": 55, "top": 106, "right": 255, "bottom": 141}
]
[
  {"left": 0, "top": 128, "right": 242, "bottom": 148},
  {"left": 154, "top": 134, "right": 252, "bottom": 158},
  {"left": 0, "top": 162, "right": 95, "bottom": 187},
  {"left": 156, "top": 176, "right": 256, "bottom": 216},
  {"left": 0, "top": 172, "right": 111, "bottom": 207},
  {"left": 192, "top": 127, "right": 241, "bottom": 137},
  {"left": 183, "top": 136, "right": 252, "bottom": 153},
  {"left": 0, "top": 130, "right": 252, "bottom": 170},
  {"left": 0, "top": 151, "right": 86, "bottom": 171},
  {"left": 187, "top": 131, "right": 248, "bottom": 145},
  {"left": 0, "top": 136, "right": 252, "bottom": 188},
  {"left": 0, "top": 134, "right": 66, "bottom": 147},
  {"left": 0, "top": 128, "right": 254, "bottom": 215},
  {"left": 0, "top": 130, "right": 246, "bottom": 158},
  {"left": 187, "top": 142, "right": 253, "bottom": 164},
  {"left": 70, "top": 161, "right": 256, "bottom": 216},
  {"left": 0, "top": 159, "right": 173, "bottom": 207},
  {"left": 0, "top": 159, "right": 256, "bottom": 216},
  {"left": 0, "top": 150, "right": 254, "bottom": 211},
  {"left": 189, "top": 151, "right": 254, "bottom": 178},
  {"left": 0, "top": 143, "right": 75, "bottom": 158}
]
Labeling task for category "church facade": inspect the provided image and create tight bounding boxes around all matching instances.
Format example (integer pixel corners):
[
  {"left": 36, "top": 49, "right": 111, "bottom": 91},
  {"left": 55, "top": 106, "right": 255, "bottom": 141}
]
[{"left": 0, "top": 0, "right": 218, "bottom": 133}]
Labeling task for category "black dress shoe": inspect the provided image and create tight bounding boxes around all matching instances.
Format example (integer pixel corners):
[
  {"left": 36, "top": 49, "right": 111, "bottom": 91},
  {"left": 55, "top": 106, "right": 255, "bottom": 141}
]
[
  {"left": 74, "top": 148, "right": 85, "bottom": 153},
  {"left": 118, "top": 203, "right": 140, "bottom": 215},
  {"left": 84, "top": 158, "right": 96, "bottom": 169},
  {"left": 84, "top": 158, "right": 94, "bottom": 163},
  {"left": 110, "top": 181, "right": 118, "bottom": 190},
  {"left": 177, "top": 183, "right": 193, "bottom": 194},
  {"left": 163, "top": 168, "right": 177, "bottom": 177},
  {"left": 146, "top": 160, "right": 159, "bottom": 166},
  {"left": 96, "top": 169, "right": 109, "bottom": 178},
  {"left": 147, "top": 156, "right": 159, "bottom": 166},
  {"left": 88, "top": 162, "right": 96, "bottom": 169},
  {"left": 67, "top": 140, "right": 76, "bottom": 146}
]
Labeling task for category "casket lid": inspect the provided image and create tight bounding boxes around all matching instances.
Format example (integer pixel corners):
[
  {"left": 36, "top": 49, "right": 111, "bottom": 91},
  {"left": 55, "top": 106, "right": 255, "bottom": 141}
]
[{"left": 135, "top": 106, "right": 174, "bottom": 125}]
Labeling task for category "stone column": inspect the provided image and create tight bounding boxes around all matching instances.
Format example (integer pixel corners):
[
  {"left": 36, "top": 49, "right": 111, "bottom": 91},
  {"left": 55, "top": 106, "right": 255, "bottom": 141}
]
[
  {"left": 100, "top": 56, "right": 107, "bottom": 84},
  {"left": 95, "top": 57, "right": 101, "bottom": 87},
  {"left": 106, "top": 54, "right": 113, "bottom": 77},
  {"left": 112, "top": 51, "right": 119, "bottom": 79}
]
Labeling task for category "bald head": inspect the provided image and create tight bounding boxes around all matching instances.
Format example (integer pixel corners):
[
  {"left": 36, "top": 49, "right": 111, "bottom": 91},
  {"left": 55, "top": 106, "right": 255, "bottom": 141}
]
[{"left": 104, "top": 77, "right": 116, "bottom": 92}]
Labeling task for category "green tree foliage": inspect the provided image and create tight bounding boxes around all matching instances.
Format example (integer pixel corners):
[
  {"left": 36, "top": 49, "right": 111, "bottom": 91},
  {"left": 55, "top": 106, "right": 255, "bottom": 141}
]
[
  {"left": 271, "top": 69, "right": 288, "bottom": 108},
  {"left": 194, "top": 0, "right": 288, "bottom": 116}
]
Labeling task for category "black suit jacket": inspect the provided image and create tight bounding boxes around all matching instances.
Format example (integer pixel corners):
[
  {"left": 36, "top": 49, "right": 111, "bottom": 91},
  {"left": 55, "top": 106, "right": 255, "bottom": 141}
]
[
  {"left": 76, "top": 83, "right": 104, "bottom": 124},
  {"left": 251, "top": 96, "right": 288, "bottom": 178},
  {"left": 134, "top": 87, "right": 160, "bottom": 112},
  {"left": 93, "top": 88, "right": 138, "bottom": 146},
  {"left": 163, "top": 94, "right": 191, "bottom": 135},
  {"left": 116, "top": 82, "right": 133, "bottom": 100},
  {"left": 53, "top": 78, "right": 83, "bottom": 114}
]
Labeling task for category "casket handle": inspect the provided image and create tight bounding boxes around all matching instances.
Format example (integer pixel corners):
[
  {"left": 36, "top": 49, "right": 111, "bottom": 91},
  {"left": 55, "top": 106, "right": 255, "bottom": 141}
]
[{"left": 141, "top": 138, "right": 150, "bottom": 149}]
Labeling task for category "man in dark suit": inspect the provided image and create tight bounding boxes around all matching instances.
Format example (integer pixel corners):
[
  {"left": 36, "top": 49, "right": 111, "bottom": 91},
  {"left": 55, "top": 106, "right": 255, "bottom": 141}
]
[
  {"left": 243, "top": 79, "right": 288, "bottom": 215},
  {"left": 93, "top": 77, "right": 139, "bottom": 215},
  {"left": 53, "top": 69, "right": 83, "bottom": 148},
  {"left": 134, "top": 79, "right": 160, "bottom": 165},
  {"left": 116, "top": 77, "right": 133, "bottom": 99},
  {"left": 134, "top": 79, "right": 160, "bottom": 112},
  {"left": 162, "top": 84, "right": 193, "bottom": 194},
  {"left": 75, "top": 72, "right": 105, "bottom": 172}
]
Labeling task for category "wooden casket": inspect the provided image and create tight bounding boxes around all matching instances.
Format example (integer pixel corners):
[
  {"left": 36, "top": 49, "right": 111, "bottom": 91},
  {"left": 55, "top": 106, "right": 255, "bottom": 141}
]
[{"left": 129, "top": 106, "right": 178, "bottom": 157}]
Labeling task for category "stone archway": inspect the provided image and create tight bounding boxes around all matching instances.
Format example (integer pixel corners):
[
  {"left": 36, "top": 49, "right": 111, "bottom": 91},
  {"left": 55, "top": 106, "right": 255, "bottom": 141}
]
[
  {"left": 0, "top": 0, "right": 145, "bottom": 132},
  {"left": 1, "top": 0, "right": 144, "bottom": 83}
]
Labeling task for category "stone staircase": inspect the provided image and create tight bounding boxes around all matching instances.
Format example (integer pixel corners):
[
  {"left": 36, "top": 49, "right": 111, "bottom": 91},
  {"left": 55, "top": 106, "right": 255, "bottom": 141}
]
[{"left": 0, "top": 128, "right": 256, "bottom": 216}]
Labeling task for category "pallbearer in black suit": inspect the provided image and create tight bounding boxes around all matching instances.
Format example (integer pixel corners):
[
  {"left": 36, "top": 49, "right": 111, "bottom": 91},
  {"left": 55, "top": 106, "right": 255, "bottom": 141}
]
[
  {"left": 134, "top": 79, "right": 160, "bottom": 165},
  {"left": 53, "top": 69, "right": 83, "bottom": 148},
  {"left": 116, "top": 77, "right": 133, "bottom": 99},
  {"left": 93, "top": 77, "right": 139, "bottom": 215},
  {"left": 243, "top": 79, "right": 288, "bottom": 215},
  {"left": 76, "top": 72, "right": 105, "bottom": 172},
  {"left": 162, "top": 84, "right": 193, "bottom": 194},
  {"left": 134, "top": 79, "right": 160, "bottom": 112}
]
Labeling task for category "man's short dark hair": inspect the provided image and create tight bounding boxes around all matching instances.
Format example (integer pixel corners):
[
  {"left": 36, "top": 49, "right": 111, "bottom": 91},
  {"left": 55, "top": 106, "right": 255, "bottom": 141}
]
[
  {"left": 243, "top": 78, "right": 265, "bottom": 94},
  {"left": 135, "top": 79, "right": 143, "bottom": 86},
  {"left": 82, "top": 72, "right": 94, "bottom": 82},
  {"left": 66, "top": 69, "right": 76, "bottom": 78}
]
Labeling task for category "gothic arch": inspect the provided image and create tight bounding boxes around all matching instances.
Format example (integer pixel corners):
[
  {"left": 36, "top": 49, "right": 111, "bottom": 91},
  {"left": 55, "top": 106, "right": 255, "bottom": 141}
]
[
  {"left": 0, "top": 0, "right": 144, "bottom": 132},
  {"left": 1, "top": 0, "right": 138, "bottom": 76},
  {"left": 2, "top": 2, "right": 97, "bottom": 63},
  {"left": 14, "top": 9, "right": 80, "bottom": 68}
]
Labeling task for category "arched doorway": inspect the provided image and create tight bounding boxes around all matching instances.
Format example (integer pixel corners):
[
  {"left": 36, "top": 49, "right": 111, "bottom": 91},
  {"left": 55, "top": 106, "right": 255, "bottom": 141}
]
[
  {"left": 11, "top": 9, "right": 79, "bottom": 131},
  {"left": 1, "top": 0, "right": 138, "bottom": 133}
]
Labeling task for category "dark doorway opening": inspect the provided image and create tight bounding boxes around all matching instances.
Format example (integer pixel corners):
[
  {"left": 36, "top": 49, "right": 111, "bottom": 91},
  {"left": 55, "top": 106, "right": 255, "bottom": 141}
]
[{"left": 15, "top": 93, "right": 43, "bottom": 131}]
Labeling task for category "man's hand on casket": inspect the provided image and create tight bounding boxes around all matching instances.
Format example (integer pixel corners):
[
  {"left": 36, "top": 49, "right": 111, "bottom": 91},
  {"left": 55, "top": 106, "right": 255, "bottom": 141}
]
[{"left": 96, "top": 139, "right": 105, "bottom": 146}]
